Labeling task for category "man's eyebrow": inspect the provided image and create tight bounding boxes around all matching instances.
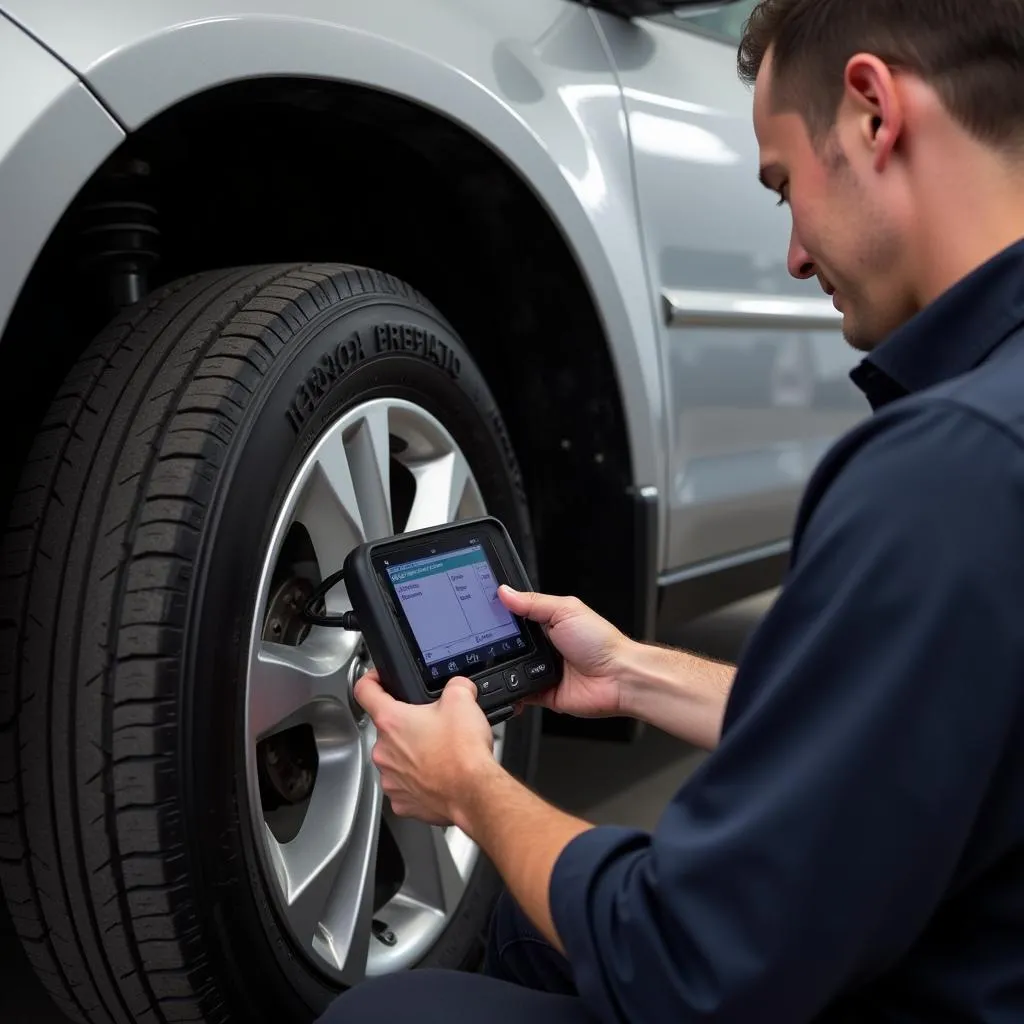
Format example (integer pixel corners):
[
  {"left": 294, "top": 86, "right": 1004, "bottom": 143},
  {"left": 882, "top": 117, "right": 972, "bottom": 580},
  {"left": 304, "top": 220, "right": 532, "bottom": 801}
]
[{"left": 759, "top": 163, "right": 783, "bottom": 191}]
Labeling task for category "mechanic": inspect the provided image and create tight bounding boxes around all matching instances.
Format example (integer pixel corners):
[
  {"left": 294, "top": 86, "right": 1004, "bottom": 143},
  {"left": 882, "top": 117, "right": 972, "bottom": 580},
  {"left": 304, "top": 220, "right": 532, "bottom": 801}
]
[{"left": 318, "top": 1, "right": 1024, "bottom": 1021}]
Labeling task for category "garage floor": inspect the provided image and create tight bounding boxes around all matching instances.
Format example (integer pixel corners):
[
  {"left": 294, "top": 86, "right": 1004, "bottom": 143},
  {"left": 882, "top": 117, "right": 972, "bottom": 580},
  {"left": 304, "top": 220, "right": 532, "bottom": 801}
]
[{"left": 0, "top": 592, "right": 774, "bottom": 1024}]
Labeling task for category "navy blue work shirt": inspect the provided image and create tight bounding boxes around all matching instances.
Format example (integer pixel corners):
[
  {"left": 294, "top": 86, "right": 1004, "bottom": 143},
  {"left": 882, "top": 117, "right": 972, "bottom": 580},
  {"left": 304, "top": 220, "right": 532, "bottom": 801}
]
[{"left": 551, "top": 238, "right": 1024, "bottom": 1023}]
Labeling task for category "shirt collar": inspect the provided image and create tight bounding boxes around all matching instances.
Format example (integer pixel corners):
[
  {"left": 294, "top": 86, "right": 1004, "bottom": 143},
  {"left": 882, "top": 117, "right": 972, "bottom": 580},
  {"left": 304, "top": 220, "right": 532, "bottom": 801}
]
[{"left": 850, "top": 236, "right": 1024, "bottom": 410}]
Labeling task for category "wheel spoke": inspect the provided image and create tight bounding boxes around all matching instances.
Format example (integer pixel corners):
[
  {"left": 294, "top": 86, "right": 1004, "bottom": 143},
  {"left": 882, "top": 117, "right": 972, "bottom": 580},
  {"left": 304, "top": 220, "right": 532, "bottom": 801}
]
[
  {"left": 404, "top": 450, "right": 479, "bottom": 533},
  {"left": 455, "top": 473, "right": 486, "bottom": 520},
  {"left": 318, "top": 766, "right": 383, "bottom": 984},
  {"left": 249, "top": 632, "right": 351, "bottom": 740},
  {"left": 274, "top": 737, "right": 373, "bottom": 956},
  {"left": 345, "top": 403, "right": 393, "bottom": 540},
  {"left": 295, "top": 437, "right": 365, "bottom": 602},
  {"left": 386, "top": 811, "right": 467, "bottom": 915}
]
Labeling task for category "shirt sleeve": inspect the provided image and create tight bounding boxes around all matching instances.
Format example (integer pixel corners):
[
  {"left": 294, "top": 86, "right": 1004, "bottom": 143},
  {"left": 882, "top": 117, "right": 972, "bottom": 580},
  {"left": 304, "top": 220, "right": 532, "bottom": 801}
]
[{"left": 549, "top": 399, "right": 1024, "bottom": 1024}]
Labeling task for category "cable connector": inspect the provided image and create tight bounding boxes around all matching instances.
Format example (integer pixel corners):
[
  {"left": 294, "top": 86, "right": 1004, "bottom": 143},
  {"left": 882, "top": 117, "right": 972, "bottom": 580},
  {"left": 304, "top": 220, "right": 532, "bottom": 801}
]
[{"left": 301, "top": 568, "right": 360, "bottom": 630}]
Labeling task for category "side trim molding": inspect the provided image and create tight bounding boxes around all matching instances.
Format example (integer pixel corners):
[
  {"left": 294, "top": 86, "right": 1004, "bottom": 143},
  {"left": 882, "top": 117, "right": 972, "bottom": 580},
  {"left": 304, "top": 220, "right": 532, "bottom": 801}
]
[{"left": 663, "top": 289, "right": 842, "bottom": 331}]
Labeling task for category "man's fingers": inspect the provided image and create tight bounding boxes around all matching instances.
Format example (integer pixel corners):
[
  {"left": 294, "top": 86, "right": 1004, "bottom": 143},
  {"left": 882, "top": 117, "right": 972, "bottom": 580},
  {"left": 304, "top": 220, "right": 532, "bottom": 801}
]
[
  {"left": 354, "top": 671, "right": 396, "bottom": 718},
  {"left": 498, "top": 585, "right": 573, "bottom": 626}
]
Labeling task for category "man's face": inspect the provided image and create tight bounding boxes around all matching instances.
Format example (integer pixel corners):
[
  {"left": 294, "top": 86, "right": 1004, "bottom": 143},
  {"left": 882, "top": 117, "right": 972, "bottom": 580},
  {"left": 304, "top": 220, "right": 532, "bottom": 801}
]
[{"left": 753, "top": 55, "right": 917, "bottom": 351}]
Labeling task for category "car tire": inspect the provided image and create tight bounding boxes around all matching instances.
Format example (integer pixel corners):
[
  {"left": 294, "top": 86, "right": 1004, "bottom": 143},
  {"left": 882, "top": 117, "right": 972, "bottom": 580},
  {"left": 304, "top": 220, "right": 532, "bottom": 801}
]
[{"left": 0, "top": 263, "right": 539, "bottom": 1024}]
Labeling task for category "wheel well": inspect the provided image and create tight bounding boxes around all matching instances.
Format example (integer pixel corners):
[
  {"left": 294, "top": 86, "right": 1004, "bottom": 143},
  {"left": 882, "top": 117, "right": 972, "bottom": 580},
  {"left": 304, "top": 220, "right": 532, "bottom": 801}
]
[{"left": 0, "top": 79, "right": 649, "bottom": 634}]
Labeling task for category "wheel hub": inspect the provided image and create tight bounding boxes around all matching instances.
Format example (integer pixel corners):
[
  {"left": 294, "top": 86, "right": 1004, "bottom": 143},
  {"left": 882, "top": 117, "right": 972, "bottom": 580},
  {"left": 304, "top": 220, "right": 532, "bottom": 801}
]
[
  {"left": 258, "top": 726, "right": 319, "bottom": 810},
  {"left": 263, "top": 577, "right": 317, "bottom": 646},
  {"left": 347, "top": 646, "right": 372, "bottom": 721}
]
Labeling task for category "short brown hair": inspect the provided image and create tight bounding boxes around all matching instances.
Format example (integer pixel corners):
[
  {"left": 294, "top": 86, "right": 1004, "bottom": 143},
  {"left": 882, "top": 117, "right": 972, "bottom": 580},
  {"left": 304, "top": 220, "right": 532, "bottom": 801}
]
[{"left": 738, "top": 0, "right": 1024, "bottom": 148}]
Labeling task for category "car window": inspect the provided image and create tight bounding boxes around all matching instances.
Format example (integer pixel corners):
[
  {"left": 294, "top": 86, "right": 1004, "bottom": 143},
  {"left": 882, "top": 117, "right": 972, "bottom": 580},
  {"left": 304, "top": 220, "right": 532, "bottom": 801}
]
[{"left": 670, "top": 0, "right": 757, "bottom": 44}]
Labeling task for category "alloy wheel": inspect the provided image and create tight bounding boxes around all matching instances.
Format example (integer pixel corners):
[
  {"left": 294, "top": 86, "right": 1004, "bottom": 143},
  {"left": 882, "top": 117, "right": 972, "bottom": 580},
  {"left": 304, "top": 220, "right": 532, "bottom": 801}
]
[{"left": 244, "top": 398, "right": 504, "bottom": 983}]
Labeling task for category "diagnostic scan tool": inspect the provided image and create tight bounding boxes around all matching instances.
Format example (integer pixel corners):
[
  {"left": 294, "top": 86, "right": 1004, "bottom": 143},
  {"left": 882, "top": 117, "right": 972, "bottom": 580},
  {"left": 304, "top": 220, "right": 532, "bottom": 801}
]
[{"left": 342, "top": 517, "right": 562, "bottom": 723}]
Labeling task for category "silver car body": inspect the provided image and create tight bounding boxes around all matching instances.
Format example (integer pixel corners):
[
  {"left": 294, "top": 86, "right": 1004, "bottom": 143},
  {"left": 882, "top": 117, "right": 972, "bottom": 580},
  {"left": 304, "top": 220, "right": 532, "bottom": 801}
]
[{"left": 0, "top": 0, "right": 861, "bottom": 603}]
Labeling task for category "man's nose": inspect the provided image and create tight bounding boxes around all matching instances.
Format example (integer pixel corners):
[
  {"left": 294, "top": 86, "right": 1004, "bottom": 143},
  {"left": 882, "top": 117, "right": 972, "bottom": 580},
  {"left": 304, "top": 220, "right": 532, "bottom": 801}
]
[{"left": 787, "top": 231, "right": 816, "bottom": 280}]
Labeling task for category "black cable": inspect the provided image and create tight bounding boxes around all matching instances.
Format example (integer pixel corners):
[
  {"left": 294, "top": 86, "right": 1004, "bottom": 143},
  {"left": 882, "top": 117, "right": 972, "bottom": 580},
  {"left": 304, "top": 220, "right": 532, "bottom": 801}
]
[{"left": 301, "top": 567, "right": 360, "bottom": 629}]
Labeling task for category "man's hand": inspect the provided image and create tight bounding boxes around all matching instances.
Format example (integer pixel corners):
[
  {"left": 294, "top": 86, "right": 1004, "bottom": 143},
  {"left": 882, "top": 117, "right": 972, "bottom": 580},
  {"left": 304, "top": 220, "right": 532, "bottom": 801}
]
[
  {"left": 498, "top": 585, "right": 634, "bottom": 718},
  {"left": 354, "top": 671, "right": 496, "bottom": 825},
  {"left": 502, "top": 585, "right": 735, "bottom": 749}
]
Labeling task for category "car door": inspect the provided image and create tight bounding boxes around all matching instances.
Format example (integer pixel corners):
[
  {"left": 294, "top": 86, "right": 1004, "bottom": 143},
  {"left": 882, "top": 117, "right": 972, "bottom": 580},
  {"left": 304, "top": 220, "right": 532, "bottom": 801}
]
[{"left": 592, "top": 3, "right": 865, "bottom": 576}]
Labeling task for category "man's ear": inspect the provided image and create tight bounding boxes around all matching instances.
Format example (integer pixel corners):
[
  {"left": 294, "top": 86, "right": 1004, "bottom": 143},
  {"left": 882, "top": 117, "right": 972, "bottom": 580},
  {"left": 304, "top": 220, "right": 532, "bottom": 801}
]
[{"left": 843, "top": 54, "right": 903, "bottom": 170}]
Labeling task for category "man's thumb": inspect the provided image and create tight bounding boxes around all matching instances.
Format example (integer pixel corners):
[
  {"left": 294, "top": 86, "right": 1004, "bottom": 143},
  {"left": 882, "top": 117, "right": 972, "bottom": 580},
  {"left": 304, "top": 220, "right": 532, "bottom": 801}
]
[
  {"left": 443, "top": 676, "right": 479, "bottom": 704},
  {"left": 498, "top": 585, "right": 563, "bottom": 626}
]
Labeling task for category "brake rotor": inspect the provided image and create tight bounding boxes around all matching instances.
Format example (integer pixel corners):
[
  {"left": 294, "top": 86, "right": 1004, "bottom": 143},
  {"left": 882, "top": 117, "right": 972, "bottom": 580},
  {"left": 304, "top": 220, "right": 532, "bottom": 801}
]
[{"left": 263, "top": 576, "right": 316, "bottom": 646}]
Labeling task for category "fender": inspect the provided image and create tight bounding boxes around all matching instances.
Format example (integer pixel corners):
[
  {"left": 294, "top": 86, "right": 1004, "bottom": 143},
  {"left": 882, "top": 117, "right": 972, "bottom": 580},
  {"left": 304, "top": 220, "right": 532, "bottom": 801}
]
[
  {"left": 0, "top": 0, "right": 667, "bottom": 498},
  {"left": 0, "top": 14, "right": 123, "bottom": 342}
]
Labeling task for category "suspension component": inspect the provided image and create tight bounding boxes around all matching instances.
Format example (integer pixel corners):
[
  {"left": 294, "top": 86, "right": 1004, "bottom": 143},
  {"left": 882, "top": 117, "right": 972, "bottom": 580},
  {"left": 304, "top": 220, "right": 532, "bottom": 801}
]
[{"left": 78, "top": 158, "right": 160, "bottom": 311}]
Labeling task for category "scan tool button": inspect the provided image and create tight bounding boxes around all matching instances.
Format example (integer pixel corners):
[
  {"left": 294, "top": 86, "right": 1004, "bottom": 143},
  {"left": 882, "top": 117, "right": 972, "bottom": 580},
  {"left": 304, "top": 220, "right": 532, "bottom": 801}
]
[
  {"left": 476, "top": 674, "right": 505, "bottom": 697},
  {"left": 504, "top": 669, "right": 523, "bottom": 692},
  {"left": 526, "top": 660, "right": 550, "bottom": 679}
]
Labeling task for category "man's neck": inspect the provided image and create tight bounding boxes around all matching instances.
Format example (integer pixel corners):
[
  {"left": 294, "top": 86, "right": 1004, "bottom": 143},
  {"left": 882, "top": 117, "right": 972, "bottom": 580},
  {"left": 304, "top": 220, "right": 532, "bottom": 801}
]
[{"left": 912, "top": 147, "right": 1024, "bottom": 307}]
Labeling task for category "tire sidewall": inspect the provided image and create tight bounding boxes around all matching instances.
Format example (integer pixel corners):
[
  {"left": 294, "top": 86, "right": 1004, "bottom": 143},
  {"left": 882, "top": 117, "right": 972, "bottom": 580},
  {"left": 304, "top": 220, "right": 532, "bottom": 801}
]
[{"left": 184, "top": 293, "right": 536, "bottom": 1015}]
